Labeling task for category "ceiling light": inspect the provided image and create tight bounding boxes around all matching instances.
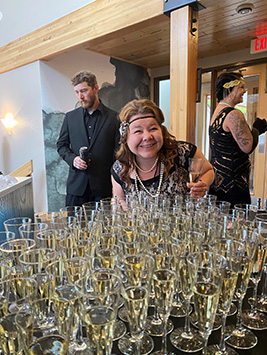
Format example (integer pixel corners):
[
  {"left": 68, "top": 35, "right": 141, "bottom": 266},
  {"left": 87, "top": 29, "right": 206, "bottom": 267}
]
[{"left": 236, "top": 3, "right": 254, "bottom": 14}]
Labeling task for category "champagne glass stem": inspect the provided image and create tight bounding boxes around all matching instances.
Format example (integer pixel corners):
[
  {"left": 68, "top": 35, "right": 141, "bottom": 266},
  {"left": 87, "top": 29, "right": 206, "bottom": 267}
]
[
  {"left": 250, "top": 282, "right": 258, "bottom": 316},
  {"left": 202, "top": 335, "right": 209, "bottom": 355},
  {"left": 236, "top": 297, "right": 244, "bottom": 330},
  {"left": 219, "top": 313, "right": 227, "bottom": 353},
  {"left": 154, "top": 305, "right": 161, "bottom": 322},
  {"left": 184, "top": 297, "right": 191, "bottom": 333},
  {"left": 135, "top": 340, "right": 141, "bottom": 355},
  {"left": 161, "top": 318, "right": 168, "bottom": 354},
  {"left": 260, "top": 267, "right": 267, "bottom": 298},
  {"left": 77, "top": 319, "right": 84, "bottom": 344}
]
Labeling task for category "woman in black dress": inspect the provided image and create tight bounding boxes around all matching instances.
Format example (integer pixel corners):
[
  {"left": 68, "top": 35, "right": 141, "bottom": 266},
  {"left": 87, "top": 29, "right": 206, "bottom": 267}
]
[{"left": 209, "top": 72, "right": 267, "bottom": 208}]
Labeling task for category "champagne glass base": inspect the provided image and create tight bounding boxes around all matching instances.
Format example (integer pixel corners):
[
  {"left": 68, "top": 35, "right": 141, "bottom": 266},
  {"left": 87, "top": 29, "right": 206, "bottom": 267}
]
[
  {"left": 69, "top": 339, "right": 88, "bottom": 352},
  {"left": 170, "top": 327, "right": 204, "bottom": 352},
  {"left": 170, "top": 303, "right": 191, "bottom": 318},
  {"left": 190, "top": 312, "right": 222, "bottom": 331},
  {"left": 113, "top": 320, "right": 127, "bottom": 341},
  {"left": 150, "top": 351, "right": 176, "bottom": 355},
  {"left": 225, "top": 324, "right": 258, "bottom": 349},
  {"left": 118, "top": 332, "right": 154, "bottom": 355},
  {"left": 207, "top": 344, "right": 239, "bottom": 355},
  {"left": 257, "top": 295, "right": 267, "bottom": 313},
  {"left": 118, "top": 306, "right": 128, "bottom": 322},
  {"left": 241, "top": 309, "right": 267, "bottom": 330},
  {"left": 145, "top": 315, "right": 174, "bottom": 336},
  {"left": 227, "top": 302, "right": 237, "bottom": 317}
]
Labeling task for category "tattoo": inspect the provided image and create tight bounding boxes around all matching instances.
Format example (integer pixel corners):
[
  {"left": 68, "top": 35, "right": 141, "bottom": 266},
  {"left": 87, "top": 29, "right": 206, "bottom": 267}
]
[{"left": 228, "top": 111, "right": 250, "bottom": 147}]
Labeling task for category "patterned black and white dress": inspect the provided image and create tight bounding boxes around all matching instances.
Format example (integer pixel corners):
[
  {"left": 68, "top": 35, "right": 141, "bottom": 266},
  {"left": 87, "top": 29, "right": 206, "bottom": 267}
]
[{"left": 111, "top": 141, "right": 196, "bottom": 199}]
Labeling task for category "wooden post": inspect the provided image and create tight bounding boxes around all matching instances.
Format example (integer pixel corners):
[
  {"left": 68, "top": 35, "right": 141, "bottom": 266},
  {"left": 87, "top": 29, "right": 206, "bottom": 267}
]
[{"left": 169, "top": 6, "right": 198, "bottom": 143}]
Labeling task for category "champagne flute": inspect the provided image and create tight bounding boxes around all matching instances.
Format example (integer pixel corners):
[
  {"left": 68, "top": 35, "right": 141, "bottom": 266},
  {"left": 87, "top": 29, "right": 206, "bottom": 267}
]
[
  {"left": 82, "top": 273, "right": 122, "bottom": 355},
  {"left": 255, "top": 219, "right": 267, "bottom": 312},
  {"left": 146, "top": 243, "right": 174, "bottom": 337},
  {"left": 35, "top": 228, "right": 67, "bottom": 250},
  {"left": 207, "top": 239, "right": 245, "bottom": 355},
  {"left": 16, "top": 297, "right": 73, "bottom": 355},
  {"left": 96, "top": 244, "right": 121, "bottom": 270},
  {"left": 118, "top": 255, "right": 155, "bottom": 355},
  {"left": 151, "top": 268, "right": 177, "bottom": 355},
  {"left": 3, "top": 217, "right": 32, "bottom": 239},
  {"left": 18, "top": 248, "right": 58, "bottom": 275},
  {"left": 234, "top": 203, "right": 258, "bottom": 225},
  {"left": 241, "top": 229, "right": 267, "bottom": 329},
  {"left": 225, "top": 254, "right": 257, "bottom": 349},
  {"left": 187, "top": 251, "right": 226, "bottom": 355},
  {"left": 170, "top": 253, "right": 204, "bottom": 352},
  {"left": 0, "top": 239, "right": 36, "bottom": 277},
  {"left": 170, "top": 231, "right": 207, "bottom": 352},
  {"left": 188, "top": 157, "right": 205, "bottom": 183},
  {"left": 18, "top": 222, "right": 49, "bottom": 240}
]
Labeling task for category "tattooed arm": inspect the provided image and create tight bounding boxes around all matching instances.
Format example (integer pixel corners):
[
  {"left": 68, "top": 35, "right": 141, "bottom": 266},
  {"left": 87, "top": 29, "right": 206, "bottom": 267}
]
[{"left": 224, "top": 109, "right": 253, "bottom": 153}]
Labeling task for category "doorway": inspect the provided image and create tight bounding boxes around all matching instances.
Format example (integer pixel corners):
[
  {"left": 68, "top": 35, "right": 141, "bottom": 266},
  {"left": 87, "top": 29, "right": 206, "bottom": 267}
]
[
  {"left": 155, "top": 62, "right": 267, "bottom": 206},
  {"left": 195, "top": 64, "right": 267, "bottom": 205}
]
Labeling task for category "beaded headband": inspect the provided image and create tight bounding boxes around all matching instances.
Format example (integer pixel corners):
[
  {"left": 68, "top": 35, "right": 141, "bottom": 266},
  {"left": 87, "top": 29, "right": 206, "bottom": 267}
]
[
  {"left": 223, "top": 80, "right": 240, "bottom": 89},
  {"left": 119, "top": 115, "right": 156, "bottom": 139}
]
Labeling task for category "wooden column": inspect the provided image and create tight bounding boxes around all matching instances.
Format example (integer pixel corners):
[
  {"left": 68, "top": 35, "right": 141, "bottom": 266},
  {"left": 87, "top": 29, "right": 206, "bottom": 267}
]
[{"left": 169, "top": 6, "right": 198, "bottom": 143}]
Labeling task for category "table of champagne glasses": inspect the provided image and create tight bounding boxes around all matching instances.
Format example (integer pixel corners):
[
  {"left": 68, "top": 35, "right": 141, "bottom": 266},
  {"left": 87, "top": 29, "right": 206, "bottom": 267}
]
[{"left": 111, "top": 285, "right": 267, "bottom": 355}]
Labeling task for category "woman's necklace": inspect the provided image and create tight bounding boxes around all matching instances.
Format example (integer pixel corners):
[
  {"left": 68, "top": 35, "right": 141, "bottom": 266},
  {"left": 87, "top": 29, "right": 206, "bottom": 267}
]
[
  {"left": 134, "top": 157, "right": 159, "bottom": 173},
  {"left": 219, "top": 101, "right": 233, "bottom": 108},
  {"left": 134, "top": 161, "right": 164, "bottom": 198}
]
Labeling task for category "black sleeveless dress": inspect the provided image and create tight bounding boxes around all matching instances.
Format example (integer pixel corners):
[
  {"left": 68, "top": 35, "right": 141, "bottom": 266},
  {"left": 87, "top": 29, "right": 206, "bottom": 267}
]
[{"left": 209, "top": 107, "right": 251, "bottom": 208}]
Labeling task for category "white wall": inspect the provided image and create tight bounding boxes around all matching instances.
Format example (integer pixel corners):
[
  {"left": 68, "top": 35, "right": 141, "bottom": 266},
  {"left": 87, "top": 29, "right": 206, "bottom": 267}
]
[
  {"left": 0, "top": 48, "right": 117, "bottom": 213},
  {"left": 0, "top": 61, "right": 47, "bottom": 212},
  {"left": 0, "top": 0, "right": 95, "bottom": 47},
  {"left": 198, "top": 48, "right": 267, "bottom": 70},
  {"left": 40, "top": 49, "right": 115, "bottom": 113}
]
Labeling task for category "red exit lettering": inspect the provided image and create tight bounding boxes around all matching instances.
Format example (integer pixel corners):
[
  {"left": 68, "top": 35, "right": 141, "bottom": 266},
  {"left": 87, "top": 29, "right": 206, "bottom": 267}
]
[{"left": 255, "top": 37, "right": 267, "bottom": 51}]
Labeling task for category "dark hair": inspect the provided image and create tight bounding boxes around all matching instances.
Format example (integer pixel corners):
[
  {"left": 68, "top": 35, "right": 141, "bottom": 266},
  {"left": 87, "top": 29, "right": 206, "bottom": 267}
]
[
  {"left": 71, "top": 71, "right": 97, "bottom": 88},
  {"left": 116, "top": 99, "right": 178, "bottom": 186},
  {"left": 216, "top": 72, "right": 243, "bottom": 102}
]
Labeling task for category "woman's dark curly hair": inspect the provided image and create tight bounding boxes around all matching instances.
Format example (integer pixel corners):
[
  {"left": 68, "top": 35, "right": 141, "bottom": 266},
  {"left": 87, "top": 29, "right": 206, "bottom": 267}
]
[
  {"left": 216, "top": 72, "right": 243, "bottom": 102},
  {"left": 116, "top": 99, "right": 178, "bottom": 187}
]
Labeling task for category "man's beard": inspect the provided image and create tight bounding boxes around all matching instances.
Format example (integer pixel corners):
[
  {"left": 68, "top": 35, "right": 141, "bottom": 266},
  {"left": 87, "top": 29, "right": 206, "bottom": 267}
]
[{"left": 80, "top": 97, "right": 95, "bottom": 109}]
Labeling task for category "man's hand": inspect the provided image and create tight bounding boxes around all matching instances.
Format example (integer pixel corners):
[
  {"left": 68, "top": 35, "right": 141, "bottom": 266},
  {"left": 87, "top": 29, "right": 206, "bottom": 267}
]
[
  {"left": 187, "top": 180, "right": 208, "bottom": 198},
  {"left": 73, "top": 156, "right": 87, "bottom": 170}
]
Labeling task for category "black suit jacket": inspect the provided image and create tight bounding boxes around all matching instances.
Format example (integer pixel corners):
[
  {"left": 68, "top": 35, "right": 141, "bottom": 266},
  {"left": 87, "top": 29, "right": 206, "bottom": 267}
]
[{"left": 57, "top": 103, "right": 120, "bottom": 197}]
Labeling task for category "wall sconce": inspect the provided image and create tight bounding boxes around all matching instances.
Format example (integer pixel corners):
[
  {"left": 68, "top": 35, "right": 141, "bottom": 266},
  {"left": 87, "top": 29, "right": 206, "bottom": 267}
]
[{"left": 1, "top": 112, "right": 18, "bottom": 134}]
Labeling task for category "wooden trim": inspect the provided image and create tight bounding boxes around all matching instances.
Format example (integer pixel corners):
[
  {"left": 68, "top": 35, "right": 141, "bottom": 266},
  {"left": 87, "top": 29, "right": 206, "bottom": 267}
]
[
  {"left": 154, "top": 75, "right": 169, "bottom": 105},
  {"left": 169, "top": 6, "right": 198, "bottom": 143},
  {"left": 9, "top": 160, "right": 33, "bottom": 177},
  {"left": 0, "top": 0, "right": 164, "bottom": 74}
]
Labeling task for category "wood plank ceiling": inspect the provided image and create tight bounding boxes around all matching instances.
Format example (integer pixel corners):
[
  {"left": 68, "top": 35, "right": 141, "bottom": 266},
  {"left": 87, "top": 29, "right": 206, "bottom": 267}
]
[
  {"left": 87, "top": 0, "right": 267, "bottom": 68},
  {"left": 0, "top": 0, "right": 267, "bottom": 73}
]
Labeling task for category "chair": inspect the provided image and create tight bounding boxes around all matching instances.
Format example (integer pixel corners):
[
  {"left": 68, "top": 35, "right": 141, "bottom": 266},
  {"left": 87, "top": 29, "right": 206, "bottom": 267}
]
[{"left": 9, "top": 160, "right": 33, "bottom": 177}]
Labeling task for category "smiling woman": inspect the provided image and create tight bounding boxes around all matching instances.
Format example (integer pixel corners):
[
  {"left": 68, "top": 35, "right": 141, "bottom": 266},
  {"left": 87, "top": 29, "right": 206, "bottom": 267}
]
[{"left": 111, "top": 99, "right": 214, "bottom": 201}]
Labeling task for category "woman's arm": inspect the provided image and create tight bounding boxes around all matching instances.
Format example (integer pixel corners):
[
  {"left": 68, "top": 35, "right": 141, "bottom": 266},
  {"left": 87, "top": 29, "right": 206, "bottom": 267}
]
[
  {"left": 111, "top": 176, "right": 126, "bottom": 200},
  {"left": 224, "top": 110, "right": 253, "bottom": 154},
  {"left": 187, "top": 148, "right": 214, "bottom": 197}
]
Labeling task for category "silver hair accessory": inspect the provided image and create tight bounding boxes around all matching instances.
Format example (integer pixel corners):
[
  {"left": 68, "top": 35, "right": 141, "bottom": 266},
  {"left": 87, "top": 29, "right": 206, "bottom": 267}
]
[{"left": 119, "top": 121, "right": 129, "bottom": 138}]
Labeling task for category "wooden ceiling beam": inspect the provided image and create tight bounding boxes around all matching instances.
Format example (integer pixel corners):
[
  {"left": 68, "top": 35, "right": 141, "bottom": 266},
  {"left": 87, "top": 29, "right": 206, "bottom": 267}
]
[{"left": 0, "top": 0, "right": 164, "bottom": 74}]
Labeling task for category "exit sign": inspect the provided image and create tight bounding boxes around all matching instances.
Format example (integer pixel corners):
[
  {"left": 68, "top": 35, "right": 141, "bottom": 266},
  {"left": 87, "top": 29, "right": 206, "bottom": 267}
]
[{"left": 251, "top": 36, "right": 267, "bottom": 54}]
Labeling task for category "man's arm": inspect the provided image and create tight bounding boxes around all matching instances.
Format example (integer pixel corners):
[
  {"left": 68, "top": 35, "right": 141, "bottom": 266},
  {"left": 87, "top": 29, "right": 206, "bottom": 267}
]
[{"left": 57, "top": 114, "right": 76, "bottom": 167}]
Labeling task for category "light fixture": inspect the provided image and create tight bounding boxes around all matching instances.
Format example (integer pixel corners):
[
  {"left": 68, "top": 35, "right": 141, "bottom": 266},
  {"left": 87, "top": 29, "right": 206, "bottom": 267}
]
[
  {"left": 236, "top": 3, "right": 254, "bottom": 14},
  {"left": 1, "top": 112, "right": 18, "bottom": 134}
]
